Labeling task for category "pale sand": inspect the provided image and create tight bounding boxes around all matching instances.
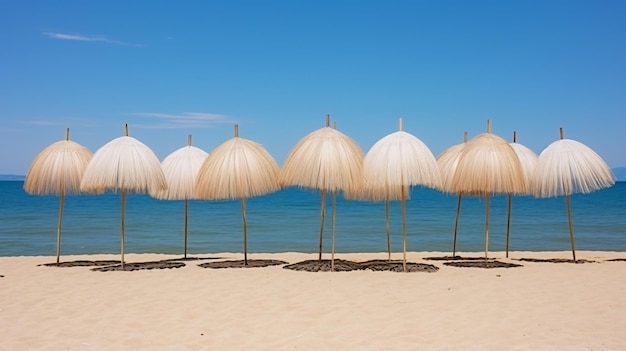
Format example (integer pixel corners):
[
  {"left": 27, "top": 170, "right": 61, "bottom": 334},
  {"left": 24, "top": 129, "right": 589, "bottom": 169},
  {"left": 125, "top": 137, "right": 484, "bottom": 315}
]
[{"left": 1, "top": 251, "right": 625, "bottom": 350}]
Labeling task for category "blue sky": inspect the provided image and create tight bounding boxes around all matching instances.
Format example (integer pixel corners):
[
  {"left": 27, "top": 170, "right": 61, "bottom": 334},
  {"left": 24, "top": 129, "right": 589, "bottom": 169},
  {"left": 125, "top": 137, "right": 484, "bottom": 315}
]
[{"left": 1, "top": 0, "right": 625, "bottom": 174}]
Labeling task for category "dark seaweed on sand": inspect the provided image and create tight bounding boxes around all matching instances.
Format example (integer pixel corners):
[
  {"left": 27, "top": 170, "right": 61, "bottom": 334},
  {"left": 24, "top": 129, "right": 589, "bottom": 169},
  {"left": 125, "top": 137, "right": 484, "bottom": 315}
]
[
  {"left": 199, "top": 259, "right": 287, "bottom": 269},
  {"left": 283, "top": 259, "right": 363, "bottom": 272},
  {"left": 91, "top": 260, "right": 186, "bottom": 272},
  {"left": 40, "top": 260, "right": 121, "bottom": 267},
  {"left": 444, "top": 260, "right": 522, "bottom": 268},
  {"left": 423, "top": 256, "right": 495, "bottom": 261},
  {"left": 359, "top": 259, "right": 439, "bottom": 273},
  {"left": 517, "top": 258, "right": 595, "bottom": 264}
]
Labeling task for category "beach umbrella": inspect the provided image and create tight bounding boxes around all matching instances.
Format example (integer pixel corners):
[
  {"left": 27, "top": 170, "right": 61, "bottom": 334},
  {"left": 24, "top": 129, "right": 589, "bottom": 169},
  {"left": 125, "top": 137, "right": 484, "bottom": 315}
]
[
  {"left": 505, "top": 132, "right": 538, "bottom": 257},
  {"left": 23, "top": 128, "right": 93, "bottom": 265},
  {"left": 280, "top": 114, "right": 364, "bottom": 271},
  {"left": 80, "top": 124, "right": 167, "bottom": 270},
  {"left": 359, "top": 118, "right": 441, "bottom": 271},
  {"left": 532, "top": 128, "right": 615, "bottom": 261},
  {"left": 150, "top": 135, "right": 208, "bottom": 259},
  {"left": 451, "top": 120, "right": 526, "bottom": 258},
  {"left": 195, "top": 124, "right": 280, "bottom": 266},
  {"left": 436, "top": 131, "right": 468, "bottom": 257}
]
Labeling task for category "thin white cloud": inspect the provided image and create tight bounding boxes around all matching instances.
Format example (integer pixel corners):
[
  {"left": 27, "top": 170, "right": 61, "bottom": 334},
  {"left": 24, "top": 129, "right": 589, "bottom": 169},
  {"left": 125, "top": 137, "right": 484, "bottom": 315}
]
[
  {"left": 130, "top": 112, "right": 234, "bottom": 129},
  {"left": 42, "top": 32, "right": 142, "bottom": 46},
  {"left": 22, "top": 118, "right": 99, "bottom": 128},
  {"left": 22, "top": 120, "right": 61, "bottom": 126}
]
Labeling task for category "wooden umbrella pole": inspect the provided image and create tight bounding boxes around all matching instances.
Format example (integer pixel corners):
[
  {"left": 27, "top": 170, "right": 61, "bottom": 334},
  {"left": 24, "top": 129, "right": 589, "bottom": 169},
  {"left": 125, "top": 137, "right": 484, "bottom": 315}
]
[
  {"left": 402, "top": 185, "right": 407, "bottom": 272},
  {"left": 560, "top": 128, "right": 576, "bottom": 262},
  {"left": 385, "top": 199, "right": 391, "bottom": 261},
  {"left": 241, "top": 198, "right": 248, "bottom": 266},
  {"left": 484, "top": 194, "right": 490, "bottom": 259},
  {"left": 121, "top": 190, "right": 126, "bottom": 270},
  {"left": 331, "top": 191, "right": 336, "bottom": 272},
  {"left": 184, "top": 199, "right": 189, "bottom": 259},
  {"left": 453, "top": 194, "right": 462, "bottom": 257},
  {"left": 56, "top": 194, "right": 65, "bottom": 265},
  {"left": 566, "top": 195, "right": 577, "bottom": 262},
  {"left": 506, "top": 194, "right": 512, "bottom": 258},
  {"left": 318, "top": 190, "right": 327, "bottom": 261}
]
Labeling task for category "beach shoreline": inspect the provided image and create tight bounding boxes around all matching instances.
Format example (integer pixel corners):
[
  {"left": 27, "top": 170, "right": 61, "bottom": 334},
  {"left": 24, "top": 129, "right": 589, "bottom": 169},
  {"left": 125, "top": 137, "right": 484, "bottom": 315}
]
[{"left": 2, "top": 251, "right": 625, "bottom": 350}]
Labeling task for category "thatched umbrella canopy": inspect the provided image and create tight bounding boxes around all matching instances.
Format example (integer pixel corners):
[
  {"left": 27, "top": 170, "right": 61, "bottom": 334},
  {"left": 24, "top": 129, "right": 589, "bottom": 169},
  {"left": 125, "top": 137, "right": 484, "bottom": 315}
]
[
  {"left": 451, "top": 120, "right": 526, "bottom": 258},
  {"left": 195, "top": 124, "right": 280, "bottom": 266},
  {"left": 355, "top": 118, "right": 440, "bottom": 271},
  {"left": 436, "top": 131, "right": 468, "bottom": 257},
  {"left": 532, "top": 128, "right": 615, "bottom": 261},
  {"left": 24, "top": 128, "right": 93, "bottom": 265},
  {"left": 80, "top": 124, "right": 166, "bottom": 269},
  {"left": 505, "top": 131, "right": 538, "bottom": 257},
  {"left": 150, "top": 135, "right": 208, "bottom": 259},
  {"left": 280, "top": 115, "right": 364, "bottom": 270}
]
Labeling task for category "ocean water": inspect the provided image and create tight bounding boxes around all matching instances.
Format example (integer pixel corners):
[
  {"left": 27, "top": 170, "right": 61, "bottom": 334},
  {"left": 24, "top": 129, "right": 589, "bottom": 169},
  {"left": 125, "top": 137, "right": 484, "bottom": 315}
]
[{"left": 0, "top": 181, "right": 625, "bottom": 257}]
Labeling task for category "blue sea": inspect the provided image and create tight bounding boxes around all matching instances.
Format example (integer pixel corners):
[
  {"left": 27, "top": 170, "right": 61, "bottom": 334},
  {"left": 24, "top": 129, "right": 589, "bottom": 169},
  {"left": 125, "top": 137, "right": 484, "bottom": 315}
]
[{"left": 1, "top": 181, "right": 625, "bottom": 257}]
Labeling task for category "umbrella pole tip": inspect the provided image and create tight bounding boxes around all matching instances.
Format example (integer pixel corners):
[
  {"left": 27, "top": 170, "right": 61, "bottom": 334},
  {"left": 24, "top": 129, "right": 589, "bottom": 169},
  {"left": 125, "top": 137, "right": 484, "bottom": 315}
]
[
  {"left": 398, "top": 117, "right": 403, "bottom": 131},
  {"left": 325, "top": 114, "right": 330, "bottom": 127},
  {"left": 560, "top": 128, "right": 564, "bottom": 140},
  {"left": 65, "top": 128, "right": 70, "bottom": 141},
  {"left": 234, "top": 124, "right": 239, "bottom": 137},
  {"left": 187, "top": 134, "right": 192, "bottom": 146},
  {"left": 124, "top": 124, "right": 129, "bottom": 136}
]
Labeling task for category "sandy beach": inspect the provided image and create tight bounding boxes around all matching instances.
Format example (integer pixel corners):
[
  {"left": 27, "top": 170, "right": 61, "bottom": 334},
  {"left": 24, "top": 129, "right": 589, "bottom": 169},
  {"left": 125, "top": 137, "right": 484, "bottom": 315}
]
[{"left": 1, "top": 251, "right": 625, "bottom": 350}]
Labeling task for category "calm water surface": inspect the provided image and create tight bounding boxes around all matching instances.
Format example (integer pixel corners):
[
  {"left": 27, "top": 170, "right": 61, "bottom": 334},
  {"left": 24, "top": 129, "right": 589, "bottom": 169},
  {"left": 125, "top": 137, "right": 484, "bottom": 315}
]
[{"left": 1, "top": 181, "right": 624, "bottom": 256}]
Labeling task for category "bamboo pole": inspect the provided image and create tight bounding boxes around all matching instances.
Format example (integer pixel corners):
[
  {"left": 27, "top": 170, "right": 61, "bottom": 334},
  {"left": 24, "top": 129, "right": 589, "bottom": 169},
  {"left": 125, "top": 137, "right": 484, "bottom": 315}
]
[
  {"left": 402, "top": 185, "right": 407, "bottom": 272},
  {"left": 566, "top": 196, "right": 577, "bottom": 261},
  {"left": 385, "top": 200, "right": 391, "bottom": 261},
  {"left": 452, "top": 194, "right": 461, "bottom": 257},
  {"left": 318, "top": 190, "right": 326, "bottom": 261},
  {"left": 121, "top": 189, "right": 126, "bottom": 270},
  {"left": 57, "top": 128, "right": 68, "bottom": 265},
  {"left": 184, "top": 199, "right": 189, "bottom": 259},
  {"left": 559, "top": 128, "right": 577, "bottom": 261},
  {"left": 119, "top": 125, "right": 129, "bottom": 270},
  {"left": 484, "top": 194, "right": 490, "bottom": 259},
  {"left": 506, "top": 131, "right": 517, "bottom": 258},
  {"left": 184, "top": 135, "right": 194, "bottom": 259},
  {"left": 451, "top": 131, "right": 468, "bottom": 257},
  {"left": 505, "top": 194, "right": 512, "bottom": 258},
  {"left": 56, "top": 194, "right": 65, "bottom": 265},
  {"left": 241, "top": 198, "right": 248, "bottom": 266},
  {"left": 331, "top": 191, "right": 337, "bottom": 271}
]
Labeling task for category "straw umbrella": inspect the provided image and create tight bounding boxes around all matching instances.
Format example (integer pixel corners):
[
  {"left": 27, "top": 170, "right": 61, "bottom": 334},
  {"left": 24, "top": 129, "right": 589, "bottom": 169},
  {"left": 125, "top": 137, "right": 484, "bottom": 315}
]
[
  {"left": 24, "top": 128, "right": 93, "bottom": 265},
  {"left": 80, "top": 124, "right": 167, "bottom": 270},
  {"left": 532, "top": 128, "right": 615, "bottom": 261},
  {"left": 359, "top": 118, "right": 441, "bottom": 271},
  {"left": 436, "top": 131, "right": 467, "bottom": 257},
  {"left": 505, "top": 132, "right": 538, "bottom": 257},
  {"left": 150, "top": 135, "right": 208, "bottom": 259},
  {"left": 280, "top": 115, "right": 364, "bottom": 270},
  {"left": 195, "top": 124, "right": 280, "bottom": 266},
  {"left": 451, "top": 120, "right": 526, "bottom": 258}
]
